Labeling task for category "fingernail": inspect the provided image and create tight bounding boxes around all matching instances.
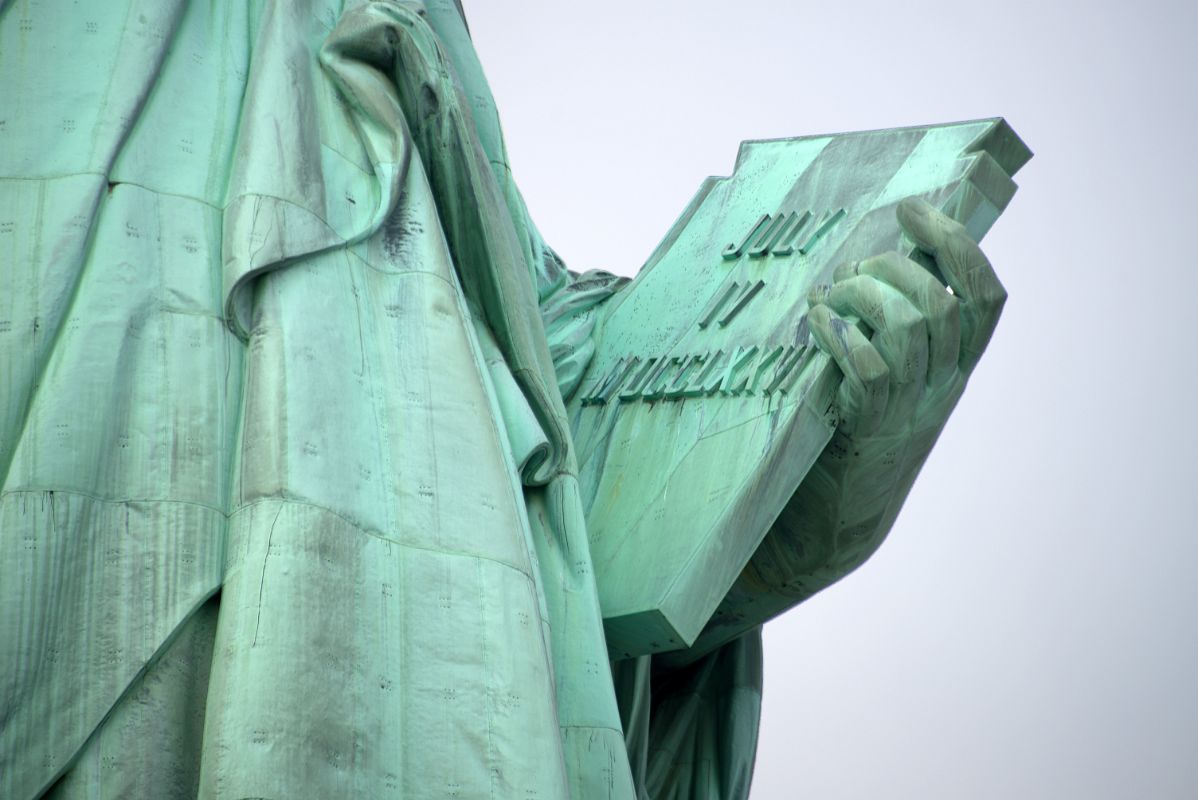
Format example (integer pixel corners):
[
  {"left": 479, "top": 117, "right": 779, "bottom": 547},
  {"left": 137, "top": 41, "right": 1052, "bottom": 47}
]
[
  {"left": 898, "top": 197, "right": 932, "bottom": 219},
  {"left": 808, "top": 284, "right": 830, "bottom": 305}
]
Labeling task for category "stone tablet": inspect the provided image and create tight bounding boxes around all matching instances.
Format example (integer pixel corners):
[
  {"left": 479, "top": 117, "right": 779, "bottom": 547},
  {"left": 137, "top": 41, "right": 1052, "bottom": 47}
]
[{"left": 569, "top": 118, "right": 1031, "bottom": 658}]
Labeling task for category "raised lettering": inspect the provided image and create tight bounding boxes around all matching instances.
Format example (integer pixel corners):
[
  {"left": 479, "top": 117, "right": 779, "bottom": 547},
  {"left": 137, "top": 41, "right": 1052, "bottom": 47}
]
[
  {"left": 721, "top": 214, "right": 769, "bottom": 261},
  {"left": 641, "top": 356, "right": 686, "bottom": 400},
  {"left": 698, "top": 282, "right": 740, "bottom": 329},
  {"left": 582, "top": 342, "right": 826, "bottom": 406},
  {"left": 781, "top": 345, "right": 817, "bottom": 394},
  {"left": 619, "top": 357, "right": 660, "bottom": 402},
  {"left": 762, "top": 347, "right": 803, "bottom": 395},
  {"left": 664, "top": 353, "right": 706, "bottom": 399},
  {"left": 798, "top": 208, "right": 847, "bottom": 255},
  {"left": 581, "top": 357, "right": 638, "bottom": 405},
  {"left": 692, "top": 350, "right": 730, "bottom": 396},
  {"left": 771, "top": 211, "right": 811, "bottom": 256},
  {"left": 718, "top": 280, "right": 765, "bottom": 327},
  {"left": 748, "top": 346, "right": 785, "bottom": 394},
  {"left": 747, "top": 214, "right": 788, "bottom": 258},
  {"left": 719, "top": 346, "right": 760, "bottom": 396}
]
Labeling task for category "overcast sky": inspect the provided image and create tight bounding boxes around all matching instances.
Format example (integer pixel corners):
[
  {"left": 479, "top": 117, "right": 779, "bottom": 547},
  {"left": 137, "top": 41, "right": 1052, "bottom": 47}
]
[{"left": 467, "top": 2, "right": 1197, "bottom": 797}]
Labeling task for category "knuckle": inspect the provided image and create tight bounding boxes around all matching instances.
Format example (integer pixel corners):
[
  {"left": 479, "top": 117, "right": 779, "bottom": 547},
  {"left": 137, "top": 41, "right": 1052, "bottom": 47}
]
[
  {"left": 900, "top": 312, "right": 929, "bottom": 344},
  {"left": 988, "top": 280, "right": 1009, "bottom": 306},
  {"left": 927, "top": 289, "right": 960, "bottom": 325},
  {"left": 832, "top": 260, "right": 860, "bottom": 283},
  {"left": 855, "top": 350, "right": 890, "bottom": 387},
  {"left": 975, "top": 282, "right": 1008, "bottom": 315},
  {"left": 886, "top": 302, "right": 924, "bottom": 341},
  {"left": 947, "top": 232, "right": 982, "bottom": 269},
  {"left": 922, "top": 285, "right": 955, "bottom": 318},
  {"left": 866, "top": 251, "right": 905, "bottom": 275}
]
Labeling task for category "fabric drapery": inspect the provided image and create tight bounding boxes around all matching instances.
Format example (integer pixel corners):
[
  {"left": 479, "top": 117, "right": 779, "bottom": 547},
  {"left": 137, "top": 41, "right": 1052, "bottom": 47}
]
[{"left": 0, "top": 2, "right": 763, "bottom": 797}]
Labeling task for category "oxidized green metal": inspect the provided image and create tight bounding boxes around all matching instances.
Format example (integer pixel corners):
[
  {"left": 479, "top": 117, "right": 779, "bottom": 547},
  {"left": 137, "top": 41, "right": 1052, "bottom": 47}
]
[
  {"left": 571, "top": 120, "right": 1031, "bottom": 658},
  {"left": 0, "top": 1, "right": 1027, "bottom": 798}
]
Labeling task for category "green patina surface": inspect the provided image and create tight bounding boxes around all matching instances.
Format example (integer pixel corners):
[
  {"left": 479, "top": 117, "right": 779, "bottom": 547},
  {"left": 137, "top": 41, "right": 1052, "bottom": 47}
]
[
  {"left": 571, "top": 119, "right": 1029, "bottom": 659},
  {"left": 0, "top": 1, "right": 1027, "bottom": 798}
]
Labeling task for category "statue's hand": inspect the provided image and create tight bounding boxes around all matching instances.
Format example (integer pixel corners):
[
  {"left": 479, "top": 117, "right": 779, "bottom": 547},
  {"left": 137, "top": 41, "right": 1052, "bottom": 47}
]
[
  {"left": 671, "top": 198, "right": 1008, "bottom": 655},
  {"left": 807, "top": 197, "right": 1006, "bottom": 448}
]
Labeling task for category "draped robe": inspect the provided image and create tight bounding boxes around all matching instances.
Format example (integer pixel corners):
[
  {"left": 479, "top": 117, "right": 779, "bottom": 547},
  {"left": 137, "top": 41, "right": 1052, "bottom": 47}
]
[{"left": 0, "top": 1, "right": 763, "bottom": 797}]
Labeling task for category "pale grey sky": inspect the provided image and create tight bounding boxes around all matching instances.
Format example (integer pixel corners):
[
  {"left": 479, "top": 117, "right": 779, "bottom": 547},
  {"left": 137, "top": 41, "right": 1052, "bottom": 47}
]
[{"left": 468, "top": 1, "right": 1197, "bottom": 797}]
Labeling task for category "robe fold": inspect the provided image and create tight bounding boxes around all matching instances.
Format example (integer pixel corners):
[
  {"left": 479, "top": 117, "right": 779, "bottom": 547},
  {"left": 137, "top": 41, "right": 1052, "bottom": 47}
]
[{"left": 0, "top": 1, "right": 762, "bottom": 797}]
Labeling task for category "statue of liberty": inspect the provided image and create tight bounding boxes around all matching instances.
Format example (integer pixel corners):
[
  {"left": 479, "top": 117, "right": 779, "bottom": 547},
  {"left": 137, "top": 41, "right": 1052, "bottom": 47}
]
[{"left": 0, "top": 1, "right": 1020, "bottom": 797}]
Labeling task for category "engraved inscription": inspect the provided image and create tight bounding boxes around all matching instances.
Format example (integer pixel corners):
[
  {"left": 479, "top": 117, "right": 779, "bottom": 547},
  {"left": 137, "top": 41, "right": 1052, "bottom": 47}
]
[
  {"left": 748, "top": 346, "right": 785, "bottom": 393},
  {"left": 719, "top": 346, "right": 760, "bottom": 396},
  {"left": 698, "top": 280, "right": 765, "bottom": 329},
  {"left": 673, "top": 351, "right": 723, "bottom": 399},
  {"left": 721, "top": 214, "right": 769, "bottom": 260},
  {"left": 642, "top": 356, "right": 685, "bottom": 400},
  {"left": 798, "top": 208, "right": 847, "bottom": 255},
  {"left": 664, "top": 354, "right": 706, "bottom": 399},
  {"left": 747, "top": 215, "right": 789, "bottom": 259},
  {"left": 580, "top": 344, "right": 811, "bottom": 405},
  {"left": 722, "top": 207, "right": 846, "bottom": 261},
  {"left": 698, "top": 283, "right": 738, "bottom": 329},
  {"left": 771, "top": 211, "right": 811, "bottom": 256},
  {"left": 583, "top": 357, "right": 641, "bottom": 406},
  {"left": 618, "top": 358, "right": 661, "bottom": 401},
  {"left": 717, "top": 280, "right": 764, "bottom": 327}
]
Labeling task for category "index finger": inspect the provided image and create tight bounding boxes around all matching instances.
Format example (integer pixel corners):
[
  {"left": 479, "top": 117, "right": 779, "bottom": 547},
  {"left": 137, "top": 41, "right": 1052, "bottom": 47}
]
[{"left": 896, "top": 197, "right": 1007, "bottom": 372}]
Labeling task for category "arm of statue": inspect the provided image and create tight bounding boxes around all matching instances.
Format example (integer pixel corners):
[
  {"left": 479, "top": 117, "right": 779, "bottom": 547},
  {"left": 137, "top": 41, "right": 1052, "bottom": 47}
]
[{"left": 683, "top": 196, "right": 1007, "bottom": 658}]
